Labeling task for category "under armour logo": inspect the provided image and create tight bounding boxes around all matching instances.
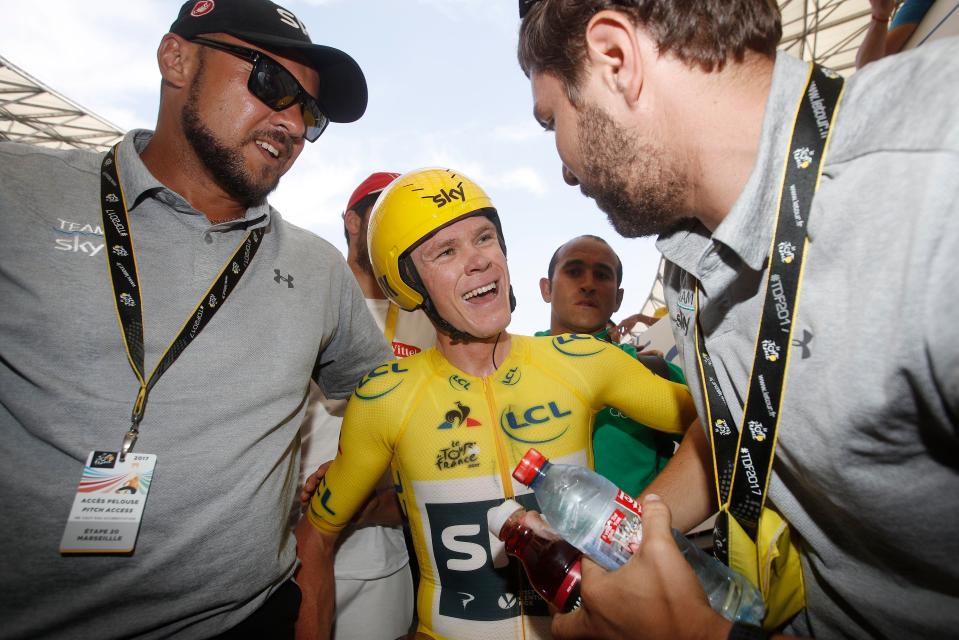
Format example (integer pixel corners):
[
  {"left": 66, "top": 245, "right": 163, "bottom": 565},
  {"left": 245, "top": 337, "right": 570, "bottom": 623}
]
[
  {"left": 792, "top": 329, "right": 813, "bottom": 359},
  {"left": 273, "top": 269, "right": 294, "bottom": 288}
]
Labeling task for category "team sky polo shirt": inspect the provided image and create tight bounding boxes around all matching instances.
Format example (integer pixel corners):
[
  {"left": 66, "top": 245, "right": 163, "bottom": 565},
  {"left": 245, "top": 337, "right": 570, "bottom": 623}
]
[
  {"left": 657, "top": 42, "right": 959, "bottom": 638},
  {"left": 308, "top": 334, "right": 696, "bottom": 640},
  {"left": 0, "top": 131, "right": 392, "bottom": 639}
]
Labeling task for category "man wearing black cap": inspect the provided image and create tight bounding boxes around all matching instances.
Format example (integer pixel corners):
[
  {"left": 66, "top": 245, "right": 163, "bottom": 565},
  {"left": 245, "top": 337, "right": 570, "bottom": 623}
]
[{"left": 0, "top": 1, "right": 390, "bottom": 638}]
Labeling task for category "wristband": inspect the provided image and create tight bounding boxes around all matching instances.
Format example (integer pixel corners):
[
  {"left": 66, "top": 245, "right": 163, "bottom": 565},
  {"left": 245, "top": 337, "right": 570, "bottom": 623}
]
[
  {"left": 728, "top": 622, "right": 770, "bottom": 640},
  {"left": 872, "top": 14, "right": 891, "bottom": 23}
]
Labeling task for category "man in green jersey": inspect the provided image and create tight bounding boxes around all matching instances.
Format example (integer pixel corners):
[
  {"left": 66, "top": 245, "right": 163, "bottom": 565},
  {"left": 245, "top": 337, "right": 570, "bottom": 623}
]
[{"left": 537, "top": 235, "right": 684, "bottom": 495}]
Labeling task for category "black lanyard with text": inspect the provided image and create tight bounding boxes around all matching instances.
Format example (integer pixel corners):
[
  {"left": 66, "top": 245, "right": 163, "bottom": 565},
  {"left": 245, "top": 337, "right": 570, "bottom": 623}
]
[
  {"left": 100, "top": 144, "right": 264, "bottom": 460},
  {"left": 693, "top": 65, "right": 844, "bottom": 562}
]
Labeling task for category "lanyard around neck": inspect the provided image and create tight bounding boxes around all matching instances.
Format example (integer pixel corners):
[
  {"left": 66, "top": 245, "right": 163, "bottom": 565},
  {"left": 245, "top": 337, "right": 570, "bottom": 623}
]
[
  {"left": 693, "top": 64, "right": 844, "bottom": 549},
  {"left": 100, "top": 144, "right": 264, "bottom": 459}
]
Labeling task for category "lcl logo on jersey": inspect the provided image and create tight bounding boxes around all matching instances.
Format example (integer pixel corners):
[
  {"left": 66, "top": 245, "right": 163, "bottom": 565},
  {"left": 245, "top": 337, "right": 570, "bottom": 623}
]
[
  {"left": 551, "top": 334, "right": 604, "bottom": 357},
  {"left": 500, "top": 367, "right": 521, "bottom": 386},
  {"left": 499, "top": 402, "right": 571, "bottom": 444},
  {"left": 355, "top": 362, "right": 409, "bottom": 400}
]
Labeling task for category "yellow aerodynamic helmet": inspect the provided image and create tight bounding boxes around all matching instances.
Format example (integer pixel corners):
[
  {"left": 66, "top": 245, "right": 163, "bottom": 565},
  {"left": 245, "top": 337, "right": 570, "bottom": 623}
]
[{"left": 368, "top": 167, "right": 509, "bottom": 314}]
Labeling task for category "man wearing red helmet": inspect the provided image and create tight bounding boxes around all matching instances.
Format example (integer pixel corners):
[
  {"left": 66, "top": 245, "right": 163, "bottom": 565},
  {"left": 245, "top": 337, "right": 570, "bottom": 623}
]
[{"left": 295, "top": 172, "right": 435, "bottom": 640}]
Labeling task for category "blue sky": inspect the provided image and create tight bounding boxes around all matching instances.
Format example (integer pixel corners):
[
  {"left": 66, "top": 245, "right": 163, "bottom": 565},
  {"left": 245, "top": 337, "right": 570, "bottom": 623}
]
[{"left": 1, "top": 0, "right": 664, "bottom": 336}]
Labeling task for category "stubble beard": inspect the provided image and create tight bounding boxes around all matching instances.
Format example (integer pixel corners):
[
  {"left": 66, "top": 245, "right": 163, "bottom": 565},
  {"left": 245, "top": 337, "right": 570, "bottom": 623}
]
[
  {"left": 356, "top": 225, "right": 375, "bottom": 277},
  {"left": 181, "top": 59, "right": 288, "bottom": 209},
  {"left": 577, "top": 103, "right": 689, "bottom": 238}
]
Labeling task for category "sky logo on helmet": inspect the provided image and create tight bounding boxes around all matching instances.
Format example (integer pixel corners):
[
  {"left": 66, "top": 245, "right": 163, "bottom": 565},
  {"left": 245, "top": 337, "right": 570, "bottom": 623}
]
[
  {"left": 418, "top": 181, "right": 465, "bottom": 208},
  {"left": 761, "top": 339, "right": 780, "bottom": 362}
]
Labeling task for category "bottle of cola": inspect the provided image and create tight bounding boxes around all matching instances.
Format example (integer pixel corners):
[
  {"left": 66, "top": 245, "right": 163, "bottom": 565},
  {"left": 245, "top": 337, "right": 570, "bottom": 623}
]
[
  {"left": 512, "top": 448, "right": 765, "bottom": 625},
  {"left": 487, "top": 499, "right": 583, "bottom": 613}
]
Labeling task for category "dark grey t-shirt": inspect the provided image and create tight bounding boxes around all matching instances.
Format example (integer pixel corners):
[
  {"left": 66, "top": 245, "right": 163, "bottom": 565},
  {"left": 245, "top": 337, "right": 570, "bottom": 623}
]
[
  {"left": 0, "top": 130, "right": 392, "bottom": 638},
  {"left": 659, "top": 41, "right": 959, "bottom": 638}
]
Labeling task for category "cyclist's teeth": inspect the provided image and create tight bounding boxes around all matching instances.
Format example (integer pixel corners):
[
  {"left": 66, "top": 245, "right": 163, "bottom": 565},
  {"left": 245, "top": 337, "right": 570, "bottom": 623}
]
[
  {"left": 463, "top": 283, "right": 496, "bottom": 300},
  {"left": 257, "top": 140, "right": 279, "bottom": 158}
]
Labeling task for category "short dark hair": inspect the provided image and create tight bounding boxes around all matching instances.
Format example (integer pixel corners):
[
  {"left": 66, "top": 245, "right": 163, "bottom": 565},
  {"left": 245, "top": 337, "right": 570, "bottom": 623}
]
[
  {"left": 342, "top": 191, "right": 380, "bottom": 245},
  {"left": 518, "top": 0, "right": 781, "bottom": 97},
  {"left": 547, "top": 235, "right": 623, "bottom": 286}
]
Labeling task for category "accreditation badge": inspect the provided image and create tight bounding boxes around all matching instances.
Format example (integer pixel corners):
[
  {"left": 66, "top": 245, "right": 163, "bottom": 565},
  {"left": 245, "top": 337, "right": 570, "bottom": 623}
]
[{"left": 59, "top": 450, "right": 157, "bottom": 554}]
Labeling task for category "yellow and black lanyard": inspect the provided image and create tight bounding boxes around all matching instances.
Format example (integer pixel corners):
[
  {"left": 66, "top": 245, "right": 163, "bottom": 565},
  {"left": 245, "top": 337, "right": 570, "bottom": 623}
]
[
  {"left": 99, "top": 144, "right": 264, "bottom": 460},
  {"left": 693, "top": 65, "right": 844, "bottom": 564}
]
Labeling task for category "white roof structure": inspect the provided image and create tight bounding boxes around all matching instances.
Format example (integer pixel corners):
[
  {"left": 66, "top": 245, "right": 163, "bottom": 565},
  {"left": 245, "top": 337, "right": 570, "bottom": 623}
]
[{"left": 0, "top": 54, "right": 124, "bottom": 152}]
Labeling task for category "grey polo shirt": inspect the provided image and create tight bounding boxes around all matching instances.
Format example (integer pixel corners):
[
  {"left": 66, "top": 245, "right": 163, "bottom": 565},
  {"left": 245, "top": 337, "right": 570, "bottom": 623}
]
[
  {"left": 659, "top": 41, "right": 959, "bottom": 638},
  {"left": 0, "top": 130, "right": 392, "bottom": 638}
]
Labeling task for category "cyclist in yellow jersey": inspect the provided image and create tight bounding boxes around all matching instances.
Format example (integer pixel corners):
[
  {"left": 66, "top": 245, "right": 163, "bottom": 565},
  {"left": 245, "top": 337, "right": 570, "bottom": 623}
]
[{"left": 294, "top": 168, "right": 697, "bottom": 640}]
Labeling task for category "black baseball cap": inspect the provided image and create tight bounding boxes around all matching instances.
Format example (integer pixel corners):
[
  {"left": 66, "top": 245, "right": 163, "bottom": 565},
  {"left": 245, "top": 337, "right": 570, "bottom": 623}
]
[{"left": 170, "top": 0, "right": 367, "bottom": 123}]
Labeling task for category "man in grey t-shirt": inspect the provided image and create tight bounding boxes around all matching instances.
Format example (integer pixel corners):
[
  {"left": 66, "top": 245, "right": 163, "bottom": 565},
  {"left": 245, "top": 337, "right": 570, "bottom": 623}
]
[
  {"left": 517, "top": 1, "right": 958, "bottom": 639},
  {"left": 0, "top": 1, "right": 391, "bottom": 638}
]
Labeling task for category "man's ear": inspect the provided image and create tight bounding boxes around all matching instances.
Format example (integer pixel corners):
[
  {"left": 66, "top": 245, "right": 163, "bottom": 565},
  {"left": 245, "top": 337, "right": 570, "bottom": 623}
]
[
  {"left": 583, "top": 9, "right": 644, "bottom": 105},
  {"left": 344, "top": 209, "right": 362, "bottom": 240},
  {"left": 539, "top": 277, "right": 553, "bottom": 303},
  {"left": 614, "top": 287, "right": 624, "bottom": 313},
  {"left": 157, "top": 33, "right": 197, "bottom": 90}
]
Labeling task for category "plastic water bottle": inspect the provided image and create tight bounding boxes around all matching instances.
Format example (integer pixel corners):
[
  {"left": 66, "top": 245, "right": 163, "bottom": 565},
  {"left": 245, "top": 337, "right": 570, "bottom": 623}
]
[
  {"left": 487, "top": 499, "right": 583, "bottom": 613},
  {"left": 512, "top": 448, "right": 765, "bottom": 625}
]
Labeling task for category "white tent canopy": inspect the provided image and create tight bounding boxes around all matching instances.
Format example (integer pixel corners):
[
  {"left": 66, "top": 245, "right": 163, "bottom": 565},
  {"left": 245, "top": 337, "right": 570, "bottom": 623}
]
[{"left": 0, "top": 54, "right": 123, "bottom": 152}]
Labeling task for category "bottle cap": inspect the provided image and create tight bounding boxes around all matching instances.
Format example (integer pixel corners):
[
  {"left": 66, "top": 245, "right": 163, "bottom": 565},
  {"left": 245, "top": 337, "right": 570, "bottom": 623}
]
[
  {"left": 487, "top": 499, "right": 524, "bottom": 539},
  {"left": 512, "top": 448, "right": 546, "bottom": 486}
]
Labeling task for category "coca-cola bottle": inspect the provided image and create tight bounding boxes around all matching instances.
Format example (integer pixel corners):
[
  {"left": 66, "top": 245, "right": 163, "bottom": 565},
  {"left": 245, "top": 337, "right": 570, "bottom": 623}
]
[
  {"left": 487, "top": 499, "right": 583, "bottom": 613},
  {"left": 512, "top": 448, "right": 765, "bottom": 625}
]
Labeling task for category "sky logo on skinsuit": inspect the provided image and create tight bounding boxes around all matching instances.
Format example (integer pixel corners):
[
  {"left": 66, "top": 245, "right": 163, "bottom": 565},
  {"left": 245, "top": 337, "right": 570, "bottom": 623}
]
[
  {"left": 499, "top": 402, "right": 571, "bottom": 444},
  {"left": 551, "top": 333, "right": 604, "bottom": 357},
  {"left": 438, "top": 402, "right": 482, "bottom": 429},
  {"left": 355, "top": 361, "right": 409, "bottom": 400},
  {"left": 425, "top": 495, "right": 548, "bottom": 621}
]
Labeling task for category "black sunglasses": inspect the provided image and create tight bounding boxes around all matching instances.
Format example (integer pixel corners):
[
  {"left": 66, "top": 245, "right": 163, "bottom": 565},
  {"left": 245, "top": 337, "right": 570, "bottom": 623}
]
[
  {"left": 519, "top": 0, "right": 543, "bottom": 18},
  {"left": 190, "top": 37, "right": 328, "bottom": 143}
]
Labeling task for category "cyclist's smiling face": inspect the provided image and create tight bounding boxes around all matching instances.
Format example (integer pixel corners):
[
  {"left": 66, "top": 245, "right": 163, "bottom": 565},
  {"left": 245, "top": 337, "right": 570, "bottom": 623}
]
[{"left": 411, "top": 215, "right": 511, "bottom": 338}]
